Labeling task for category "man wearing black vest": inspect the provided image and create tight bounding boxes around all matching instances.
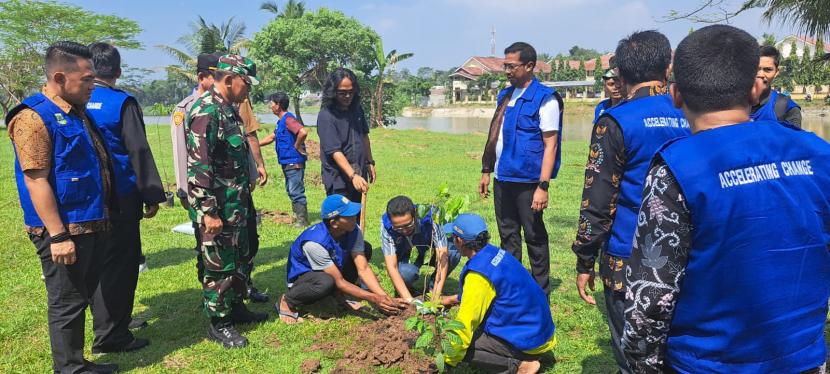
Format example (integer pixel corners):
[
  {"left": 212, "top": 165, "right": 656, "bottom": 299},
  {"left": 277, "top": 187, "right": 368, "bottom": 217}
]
[
  {"left": 479, "top": 42, "right": 563, "bottom": 295},
  {"left": 85, "top": 42, "right": 164, "bottom": 354},
  {"left": 623, "top": 24, "right": 830, "bottom": 374},
  {"left": 571, "top": 31, "right": 690, "bottom": 374},
  {"left": 7, "top": 41, "right": 118, "bottom": 374}
]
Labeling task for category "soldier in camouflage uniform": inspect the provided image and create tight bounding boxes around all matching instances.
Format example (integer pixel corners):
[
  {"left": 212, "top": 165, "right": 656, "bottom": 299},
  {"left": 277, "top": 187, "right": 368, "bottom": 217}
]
[{"left": 185, "top": 54, "right": 266, "bottom": 348}]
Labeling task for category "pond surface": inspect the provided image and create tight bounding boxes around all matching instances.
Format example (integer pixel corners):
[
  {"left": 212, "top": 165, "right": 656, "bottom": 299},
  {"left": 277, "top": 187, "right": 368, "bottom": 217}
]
[{"left": 145, "top": 111, "right": 830, "bottom": 142}]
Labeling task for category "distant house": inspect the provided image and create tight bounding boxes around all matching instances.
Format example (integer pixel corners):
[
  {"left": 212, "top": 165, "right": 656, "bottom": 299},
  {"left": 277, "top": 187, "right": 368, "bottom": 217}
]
[
  {"left": 774, "top": 35, "right": 830, "bottom": 97},
  {"left": 449, "top": 54, "right": 615, "bottom": 103},
  {"left": 551, "top": 53, "right": 614, "bottom": 81},
  {"left": 776, "top": 35, "right": 830, "bottom": 59},
  {"left": 427, "top": 86, "right": 447, "bottom": 107},
  {"left": 449, "top": 56, "right": 552, "bottom": 103}
]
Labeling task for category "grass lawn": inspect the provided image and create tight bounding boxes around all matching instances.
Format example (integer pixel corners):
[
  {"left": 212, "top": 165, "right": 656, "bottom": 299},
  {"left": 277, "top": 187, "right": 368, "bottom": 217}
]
[{"left": 0, "top": 124, "right": 641, "bottom": 372}]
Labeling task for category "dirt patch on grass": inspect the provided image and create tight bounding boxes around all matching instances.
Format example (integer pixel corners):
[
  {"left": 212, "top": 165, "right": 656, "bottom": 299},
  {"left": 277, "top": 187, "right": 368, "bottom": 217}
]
[
  {"left": 162, "top": 353, "right": 192, "bottom": 370},
  {"left": 300, "top": 358, "right": 321, "bottom": 373},
  {"left": 306, "top": 139, "right": 321, "bottom": 161},
  {"left": 261, "top": 209, "right": 294, "bottom": 225},
  {"left": 319, "top": 308, "right": 436, "bottom": 373},
  {"left": 306, "top": 171, "right": 323, "bottom": 187}
]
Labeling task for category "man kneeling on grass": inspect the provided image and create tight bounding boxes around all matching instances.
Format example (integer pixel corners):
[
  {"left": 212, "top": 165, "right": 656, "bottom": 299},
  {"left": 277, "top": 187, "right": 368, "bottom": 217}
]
[
  {"left": 380, "top": 196, "right": 461, "bottom": 303},
  {"left": 443, "top": 214, "right": 555, "bottom": 374},
  {"left": 276, "top": 194, "right": 408, "bottom": 323}
]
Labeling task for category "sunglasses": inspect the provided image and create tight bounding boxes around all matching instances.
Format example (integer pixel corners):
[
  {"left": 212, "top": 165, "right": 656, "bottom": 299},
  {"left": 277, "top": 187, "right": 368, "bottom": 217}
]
[
  {"left": 336, "top": 90, "right": 354, "bottom": 97},
  {"left": 392, "top": 219, "right": 416, "bottom": 233}
]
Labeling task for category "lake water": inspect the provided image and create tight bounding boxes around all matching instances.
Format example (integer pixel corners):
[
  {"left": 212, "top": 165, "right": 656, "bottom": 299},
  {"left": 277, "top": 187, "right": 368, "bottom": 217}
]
[{"left": 145, "top": 111, "right": 830, "bottom": 142}]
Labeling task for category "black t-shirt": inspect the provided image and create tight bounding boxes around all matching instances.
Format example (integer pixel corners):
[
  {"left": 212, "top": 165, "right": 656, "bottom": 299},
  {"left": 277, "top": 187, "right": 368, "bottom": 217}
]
[{"left": 316, "top": 104, "right": 370, "bottom": 191}]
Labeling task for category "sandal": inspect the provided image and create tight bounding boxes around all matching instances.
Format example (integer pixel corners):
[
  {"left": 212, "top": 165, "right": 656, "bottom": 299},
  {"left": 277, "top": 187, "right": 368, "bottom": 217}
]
[{"left": 276, "top": 295, "right": 305, "bottom": 324}]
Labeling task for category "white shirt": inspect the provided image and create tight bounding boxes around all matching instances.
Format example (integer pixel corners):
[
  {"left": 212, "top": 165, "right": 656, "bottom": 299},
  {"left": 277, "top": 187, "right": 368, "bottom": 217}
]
[{"left": 494, "top": 87, "right": 561, "bottom": 180}]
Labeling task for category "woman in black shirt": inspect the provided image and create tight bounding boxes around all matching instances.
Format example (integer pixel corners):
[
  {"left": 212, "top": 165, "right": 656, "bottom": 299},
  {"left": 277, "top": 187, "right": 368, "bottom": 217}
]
[{"left": 316, "top": 68, "right": 376, "bottom": 204}]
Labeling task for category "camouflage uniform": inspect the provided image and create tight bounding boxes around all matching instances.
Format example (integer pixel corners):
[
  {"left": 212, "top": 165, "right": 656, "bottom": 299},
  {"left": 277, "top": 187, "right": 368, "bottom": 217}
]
[{"left": 186, "top": 87, "right": 253, "bottom": 318}]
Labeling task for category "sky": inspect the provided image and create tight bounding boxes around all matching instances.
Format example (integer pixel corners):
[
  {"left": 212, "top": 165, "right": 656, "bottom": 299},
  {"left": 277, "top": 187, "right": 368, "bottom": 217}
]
[{"left": 67, "top": 0, "right": 800, "bottom": 80}]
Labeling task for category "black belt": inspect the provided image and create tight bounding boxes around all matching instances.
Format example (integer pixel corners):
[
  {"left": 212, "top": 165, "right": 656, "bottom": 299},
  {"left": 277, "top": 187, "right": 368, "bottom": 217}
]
[{"left": 282, "top": 163, "right": 304, "bottom": 171}]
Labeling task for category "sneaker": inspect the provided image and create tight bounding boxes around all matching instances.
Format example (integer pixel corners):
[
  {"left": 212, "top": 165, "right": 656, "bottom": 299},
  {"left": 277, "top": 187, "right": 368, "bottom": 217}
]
[
  {"left": 138, "top": 262, "right": 148, "bottom": 273},
  {"left": 208, "top": 322, "right": 248, "bottom": 348},
  {"left": 247, "top": 287, "right": 269, "bottom": 303},
  {"left": 231, "top": 303, "right": 268, "bottom": 324}
]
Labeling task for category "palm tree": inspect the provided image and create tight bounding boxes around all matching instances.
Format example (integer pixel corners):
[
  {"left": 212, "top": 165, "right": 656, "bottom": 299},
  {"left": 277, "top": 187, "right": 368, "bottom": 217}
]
[
  {"left": 743, "top": 0, "right": 830, "bottom": 40},
  {"left": 371, "top": 38, "right": 413, "bottom": 127},
  {"left": 156, "top": 16, "right": 248, "bottom": 83},
  {"left": 260, "top": 0, "right": 306, "bottom": 19}
]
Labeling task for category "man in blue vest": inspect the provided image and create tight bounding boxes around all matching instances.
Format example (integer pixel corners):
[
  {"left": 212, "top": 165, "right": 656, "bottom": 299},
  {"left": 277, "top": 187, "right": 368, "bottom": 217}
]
[
  {"left": 259, "top": 92, "right": 309, "bottom": 227},
  {"left": 752, "top": 45, "right": 801, "bottom": 127},
  {"left": 276, "top": 194, "right": 407, "bottom": 323},
  {"left": 593, "top": 68, "right": 622, "bottom": 124},
  {"left": 443, "top": 214, "right": 555, "bottom": 374},
  {"left": 479, "top": 42, "right": 563, "bottom": 295},
  {"left": 8, "top": 41, "right": 118, "bottom": 373},
  {"left": 622, "top": 24, "right": 830, "bottom": 374},
  {"left": 85, "top": 42, "right": 165, "bottom": 354},
  {"left": 379, "top": 195, "right": 461, "bottom": 302},
  {"left": 571, "top": 30, "right": 691, "bottom": 374}
]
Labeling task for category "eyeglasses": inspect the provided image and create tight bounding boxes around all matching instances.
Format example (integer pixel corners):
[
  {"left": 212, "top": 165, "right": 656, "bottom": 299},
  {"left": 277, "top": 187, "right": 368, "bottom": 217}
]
[
  {"left": 502, "top": 63, "right": 527, "bottom": 72},
  {"left": 392, "top": 220, "right": 416, "bottom": 233},
  {"left": 336, "top": 90, "right": 354, "bottom": 97}
]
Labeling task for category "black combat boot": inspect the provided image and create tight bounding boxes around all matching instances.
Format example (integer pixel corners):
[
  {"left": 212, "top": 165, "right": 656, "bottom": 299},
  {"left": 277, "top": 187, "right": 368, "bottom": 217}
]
[
  {"left": 230, "top": 302, "right": 268, "bottom": 324},
  {"left": 293, "top": 202, "right": 309, "bottom": 228},
  {"left": 208, "top": 317, "right": 248, "bottom": 348}
]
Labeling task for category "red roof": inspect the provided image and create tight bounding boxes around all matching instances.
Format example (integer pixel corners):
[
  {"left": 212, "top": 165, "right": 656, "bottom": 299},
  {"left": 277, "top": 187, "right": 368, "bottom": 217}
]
[
  {"left": 791, "top": 35, "right": 830, "bottom": 53},
  {"left": 461, "top": 56, "right": 552, "bottom": 74},
  {"left": 554, "top": 53, "right": 614, "bottom": 73}
]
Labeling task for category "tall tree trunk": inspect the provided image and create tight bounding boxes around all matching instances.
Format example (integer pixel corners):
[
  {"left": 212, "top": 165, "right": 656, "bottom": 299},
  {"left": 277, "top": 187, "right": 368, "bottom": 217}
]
[
  {"left": 293, "top": 95, "right": 304, "bottom": 125},
  {"left": 373, "top": 70, "right": 385, "bottom": 128}
]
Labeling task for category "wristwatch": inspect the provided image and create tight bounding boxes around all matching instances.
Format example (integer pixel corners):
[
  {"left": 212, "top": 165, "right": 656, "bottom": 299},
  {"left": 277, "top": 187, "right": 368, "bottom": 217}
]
[{"left": 538, "top": 180, "right": 550, "bottom": 191}]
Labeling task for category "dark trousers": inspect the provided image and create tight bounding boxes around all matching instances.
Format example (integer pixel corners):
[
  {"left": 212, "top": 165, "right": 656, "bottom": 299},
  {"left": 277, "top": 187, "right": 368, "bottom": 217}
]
[
  {"left": 325, "top": 184, "right": 362, "bottom": 208},
  {"left": 33, "top": 231, "right": 107, "bottom": 374},
  {"left": 493, "top": 179, "right": 550, "bottom": 294},
  {"left": 603, "top": 286, "right": 632, "bottom": 374},
  {"left": 90, "top": 218, "right": 140, "bottom": 351},
  {"left": 283, "top": 245, "right": 372, "bottom": 309},
  {"left": 461, "top": 330, "right": 541, "bottom": 374},
  {"left": 244, "top": 198, "right": 259, "bottom": 290}
]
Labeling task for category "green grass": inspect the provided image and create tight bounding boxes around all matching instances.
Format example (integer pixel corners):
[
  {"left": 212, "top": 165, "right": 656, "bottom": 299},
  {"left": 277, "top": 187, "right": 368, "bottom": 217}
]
[{"left": 0, "top": 123, "right": 620, "bottom": 373}]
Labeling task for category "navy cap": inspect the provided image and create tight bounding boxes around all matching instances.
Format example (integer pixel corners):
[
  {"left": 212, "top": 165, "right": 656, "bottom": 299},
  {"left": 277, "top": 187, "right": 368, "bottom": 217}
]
[
  {"left": 321, "top": 194, "right": 361, "bottom": 219},
  {"left": 446, "top": 213, "right": 488, "bottom": 241},
  {"left": 196, "top": 53, "right": 219, "bottom": 74}
]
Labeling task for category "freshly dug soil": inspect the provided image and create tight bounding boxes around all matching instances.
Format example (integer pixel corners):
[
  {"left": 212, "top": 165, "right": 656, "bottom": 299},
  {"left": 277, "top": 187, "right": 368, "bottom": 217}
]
[
  {"left": 308, "top": 308, "right": 436, "bottom": 373},
  {"left": 306, "top": 139, "right": 321, "bottom": 161},
  {"left": 300, "top": 358, "right": 321, "bottom": 373},
  {"left": 260, "top": 209, "right": 294, "bottom": 225}
]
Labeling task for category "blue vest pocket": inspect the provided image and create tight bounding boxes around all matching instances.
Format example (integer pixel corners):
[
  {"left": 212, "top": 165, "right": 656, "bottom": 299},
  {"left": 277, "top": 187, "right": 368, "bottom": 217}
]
[
  {"left": 56, "top": 172, "right": 94, "bottom": 206},
  {"left": 53, "top": 125, "right": 85, "bottom": 158}
]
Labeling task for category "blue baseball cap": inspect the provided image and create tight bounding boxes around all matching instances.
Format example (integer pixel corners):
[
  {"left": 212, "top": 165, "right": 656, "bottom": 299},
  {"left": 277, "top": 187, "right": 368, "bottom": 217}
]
[
  {"left": 446, "top": 213, "right": 488, "bottom": 241},
  {"left": 321, "top": 194, "right": 361, "bottom": 219}
]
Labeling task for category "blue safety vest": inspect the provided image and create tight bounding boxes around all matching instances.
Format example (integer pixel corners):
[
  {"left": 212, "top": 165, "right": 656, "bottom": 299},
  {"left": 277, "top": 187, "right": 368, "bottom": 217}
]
[
  {"left": 458, "top": 244, "right": 554, "bottom": 351},
  {"left": 593, "top": 98, "right": 612, "bottom": 124},
  {"left": 496, "top": 79, "right": 563, "bottom": 181},
  {"left": 381, "top": 205, "right": 435, "bottom": 261},
  {"left": 605, "top": 94, "right": 691, "bottom": 258},
  {"left": 659, "top": 120, "right": 830, "bottom": 373},
  {"left": 274, "top": 112, "right": 306, "bottom": 165},
  {"left": 286, "top": 222, "right": 359, "bottom": 284},
  {"left": 9, "top": 93, "right": 106, "bottom": 227},
  {"left": 750, "top": 89, "right": 800, "bottom": 126},
  {"left": 86, "top": 85, "right": 137, "bottom": 197}
]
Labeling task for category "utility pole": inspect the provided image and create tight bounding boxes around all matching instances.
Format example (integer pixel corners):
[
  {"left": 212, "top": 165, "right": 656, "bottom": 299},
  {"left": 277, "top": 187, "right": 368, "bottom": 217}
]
[{"left": 490, "top": 26, "right": 496, "bottom": 56}]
